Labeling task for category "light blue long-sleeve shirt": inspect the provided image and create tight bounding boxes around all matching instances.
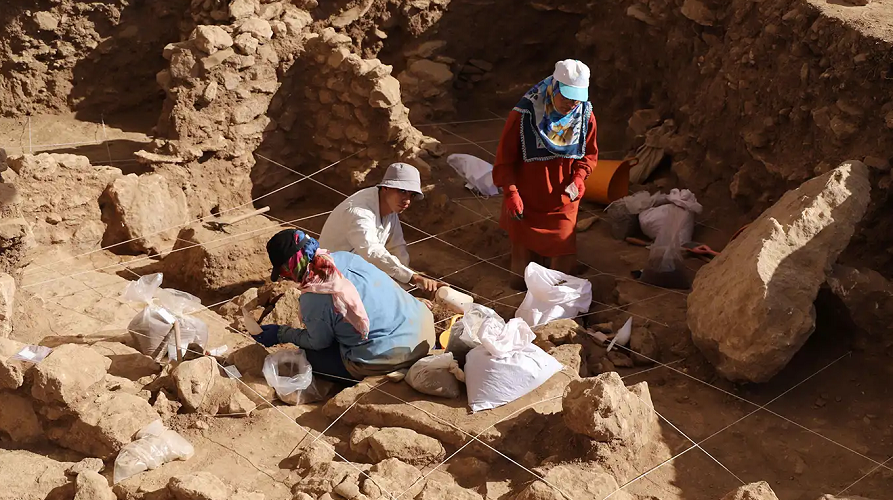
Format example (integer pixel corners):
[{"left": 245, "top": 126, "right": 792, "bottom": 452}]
[{"left": 277, "top": 252, "right": 432, "bottom": 369}]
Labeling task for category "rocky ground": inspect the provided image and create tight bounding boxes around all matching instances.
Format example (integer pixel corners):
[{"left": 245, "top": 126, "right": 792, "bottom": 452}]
[{"left": 0, "top": 0, "right": 892, "bottom": 500}]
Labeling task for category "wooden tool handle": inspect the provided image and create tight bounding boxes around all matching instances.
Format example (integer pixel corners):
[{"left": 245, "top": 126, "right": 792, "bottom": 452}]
[{"left": 225, "top": 206, "right": 270, "bottom": 225}]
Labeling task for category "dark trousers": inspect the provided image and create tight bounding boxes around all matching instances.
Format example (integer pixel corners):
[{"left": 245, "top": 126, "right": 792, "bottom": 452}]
[{"left": 304, "top": 344, "right": 358, "bottom": 386}]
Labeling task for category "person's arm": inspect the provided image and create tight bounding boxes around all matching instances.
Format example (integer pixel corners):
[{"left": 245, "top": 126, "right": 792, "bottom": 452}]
[
  {"left": 345, "top": 207, "right": 415, "bottom": 283},
  {"left": 493, "top": 111, "right": 525, "bottom": 219},
  {"left": 492, "top": 111, "right": 523, "bottom": 189},
  {"left": 385, "top": 218, "right": 411, "bottom": 267},
  {"left": 277, "top": 295, "right": 337, "bottom": 351},
  {"left": 567, "top": 114, "right": 599, "bottom": 200}
]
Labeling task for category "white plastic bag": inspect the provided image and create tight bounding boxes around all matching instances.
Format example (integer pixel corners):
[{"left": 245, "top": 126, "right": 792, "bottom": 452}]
[
  {"left": 641, "top": 203, "right": 692, "bottom": 289},
  {"left": 639, "top": 189, "right": 701, "bottom": 242},
  {"left": 122, "top": 273, "right": 209, "bottom": 359},
  {"left": 405, "top": 352, "right": 463, "bottom": 399},
  {"left": 446, "top": 154, "right": 499, "bottom": 196},
  {"left": 262, "top": 350, "right": 326, "bottom": 405},
  {"left": 481, "top": 318, "right": 535, "bottom": 357},
  {"left": 515, "top": 263, "right": 592, "bottom": 327},
  {"left": 465, "top": 343, "right": 562, "bottom": 412},
  {"left": 445, "top": 304, "right": 501, "bottom": 365},
  {"left": 113, "top": 420, "right": 194, "bottom": 484}
]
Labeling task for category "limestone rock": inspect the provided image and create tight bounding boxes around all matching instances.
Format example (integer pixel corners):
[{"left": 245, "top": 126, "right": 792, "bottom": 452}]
[
  {"left": 0, "top": 450, "right": 74, "bottom": 500},
  {"left": 74, "top": 471, "right": 116, "bottom": 500},
  {"left": 169, "top": 471, "right": 232, "bottom": 500},
  {"left": 89, "top": 341, "right": 161, "bottom": 380},
  {"left": 562, "top": 373, "right": 658, "bottom": 450},
  {"left": 163, "top": 216, "right": 278, "bottom": 296},
  {"left": 226, "top": 343, "right": 269, "bottom": 377},
  {"left": 534, "top": 319, "right": 582, "bottom": 346},
  {"left": 361, "top": 458, "right": 425, "bottom": 500},
  {"left": 0, "top": 273, "right": 14, "bottom": 338},
  {"left": 417, "top": 480, "right": 483, "bottom": 500},
  {"left": 237, "top": 375, "right": 276, "bottom": 408},
  {"left": 100, "top": 173, "right": 189, "bottom": 255},
  {"left": 406, "top": 59, "right": 453, "bottom": 85},
  {"left": 349, "top": 424, "right": 380, "bottom": 456},
  {"left": 293, "top": 461, "right": 368, "bottom": 498},
  {"left": 688, "top": 162, "right": 871, "bottom": 382},
  {"left": 239, "top": 17, "right": 273, "bottom": 41},
  {"left": 0, "top": 391, "right": 43, "bottom": 443},
  {"left": 296, "top": 441, "right": 336, "bottom": 470},
  {"left": 0, "top": 337, "right": 27, "bottom": 389},
  {"left": 66, "top": 458, "right": 105, "bottom": 476},
  {"left": 681, "top": 0, "right": 715, "bottom": 26},
  {"left": 628, "top": 109, "right": 662, "bottom": 136},
  {"left": 229, "top": 0, "right": 259, "bottom": 19},
  {"left": 192, "top": 26, "right": 234, "bottom": 54},
  {"left": 629, "top": 326, "right": 659, "bottom": 365},
  {"left": 264, "top": 287, "right": 304, "bottom": 329},
  {"left": 369, "top": 76, "right": 401, "bottom": 108},
  {"left": 31, "top": 344, "right": 111, "bottom": 407},
  {"left": 827, "top": 265, "right": 893, "bottom": 336},
  {"left": 514, "top": 464, "right": 632, "bottom": 500},
  {"left": 33, "top": 11, "right": 60, "bottom": 31},
  {"left": 234, "top": 32, "right": 259, "bottom": 55},
  {"left": 721, "top": 482, "right": 780, "bottom": 500},
  {"left": 173, "top": 356, "right": 256, "bottom": 416},
  {"left": 367, "top": 427, "right": 446, "bottom": 467},
  {"left": 49, "top": 392, "right": 160, "bottom": 458},
  {"left": 6, "top": 154, "right": 121, "bottom": 250}
]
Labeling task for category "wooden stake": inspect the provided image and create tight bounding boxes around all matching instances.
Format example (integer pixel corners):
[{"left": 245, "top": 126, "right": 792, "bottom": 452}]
[{"left": 173, "top": 320, "right": 183, "bottom": 362}]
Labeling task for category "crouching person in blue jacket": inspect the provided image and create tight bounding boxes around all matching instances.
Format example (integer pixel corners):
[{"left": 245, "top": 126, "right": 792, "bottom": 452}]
[{"left": 253, "top": 229, "right": 435, "bottom": 385}]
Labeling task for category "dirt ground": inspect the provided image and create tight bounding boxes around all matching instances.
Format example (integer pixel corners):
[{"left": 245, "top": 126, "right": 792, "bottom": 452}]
[{"left": 4, "top": 102, "right": 892, "bottom": 499}]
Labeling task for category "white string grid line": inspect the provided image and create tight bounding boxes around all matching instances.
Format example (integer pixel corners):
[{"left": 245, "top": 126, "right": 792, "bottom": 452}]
[
  {"left": 415, "top": 117, "right": 505, "bottom": 127},
  {"left": 836, "top": 454, "right": 893, "bottom": 496},
  {"left": 436, "top": 125, "right": 497, "bottom": 159},
  {"left": 21, "top": 149, "right": 365, "bottom": 277},
  {"left": 17, "top": 131, "right": 886, "bottom": 497},
  {"left": 600, "top": 350, "right": 855, "bottom": 500}
]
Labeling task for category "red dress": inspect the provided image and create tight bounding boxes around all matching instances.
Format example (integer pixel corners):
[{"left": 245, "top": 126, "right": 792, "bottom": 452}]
[{"left": 492, "top": 110, "right": 599, "bottom": 257}]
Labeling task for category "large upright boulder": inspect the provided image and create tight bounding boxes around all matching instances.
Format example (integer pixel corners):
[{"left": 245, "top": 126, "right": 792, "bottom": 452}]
[
  {"left": 100, "top": 173, "right": 189, "bottom": 255},
  {"left": 162, "top": 215, "right": 278, "bottom": 296},
  {"left": 688, "top": 162, "right": 871, "bottom": 382}
]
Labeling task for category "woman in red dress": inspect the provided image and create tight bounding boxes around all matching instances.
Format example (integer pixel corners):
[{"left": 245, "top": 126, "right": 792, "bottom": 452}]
[{"left": 492, "top": 59, "right": 599, "bottom": 288}]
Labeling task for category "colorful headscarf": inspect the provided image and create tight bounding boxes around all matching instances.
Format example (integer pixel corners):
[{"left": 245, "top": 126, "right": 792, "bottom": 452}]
[
  {"left": 512, "top": 76, "right": 592, "bottom": 162},
  {"left": 286, "top": 231, "right": 371, "bottom": 340}
]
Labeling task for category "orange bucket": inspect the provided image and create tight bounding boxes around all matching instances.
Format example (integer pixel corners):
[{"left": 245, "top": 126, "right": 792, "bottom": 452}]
[{"left": 583, "top": 158, "right": 635, "bottom": 205}]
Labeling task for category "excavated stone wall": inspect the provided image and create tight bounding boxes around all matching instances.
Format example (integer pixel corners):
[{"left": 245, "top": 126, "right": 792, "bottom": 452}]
[{"left": 0, "top": 0, "right": 189, "bottom": 116}]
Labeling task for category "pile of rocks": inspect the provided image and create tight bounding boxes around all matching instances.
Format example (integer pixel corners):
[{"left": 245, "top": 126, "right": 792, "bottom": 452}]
[
  {"left": 396, "top": 40, "right": 457, "bottom": 122},
  {"left": 263, "top": 27, "right": 434, "bottom": 188}
]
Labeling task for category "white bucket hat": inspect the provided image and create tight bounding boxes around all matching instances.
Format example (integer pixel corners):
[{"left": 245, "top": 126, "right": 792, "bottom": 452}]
[
  {"left": 553, "top": 59, "right": 590, "bottom": 101},
  {"left": 377, "top": 162, "right": 424, "bottom": 200}
]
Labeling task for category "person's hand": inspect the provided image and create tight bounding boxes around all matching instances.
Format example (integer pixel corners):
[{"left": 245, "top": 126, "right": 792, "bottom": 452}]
[
  {"left": 503, "top": 187, "right": 524, "bottom": 220},
  {"left": 566, "top": 172, "right": 586, "bottom": 202},
  {"left": 411, "top": 274, "right": 441, "bottom": 293},
  {"left": 417, "top": 298, "right": 434, "bottom": 310},
  {"left": 252, "top": 324, "right": 280, "bottom": 347}
]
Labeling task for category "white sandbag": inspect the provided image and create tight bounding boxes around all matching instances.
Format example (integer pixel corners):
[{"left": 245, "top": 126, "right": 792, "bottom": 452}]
[
  {"left": 113, "top": 420, "right": 194, "bottom": 484},
  {"left": 446, "top": 154, "right": 499, "bottom": 196},
  {"left": 405, "top": 352, "right": 463, "bottom": 399},
  {"left": 638, "top": 188, "right": 701, "bottom": 242},
  {"left": 465, "top": 343, "right": 562, "bottom": 412},
  {"left": 515, "top": 263, "right": 592, "bottom": 327},
  {"left": 122, "top": 273, "right": 209, "bottom": 359},
  {"left": 445, "top": 304, "right": 501, "bottom": 365}
]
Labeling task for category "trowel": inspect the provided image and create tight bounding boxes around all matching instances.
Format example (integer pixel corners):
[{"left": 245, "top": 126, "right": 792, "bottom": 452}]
[{"left": 606, "top": 317, "right": 632, "bottom": 352}]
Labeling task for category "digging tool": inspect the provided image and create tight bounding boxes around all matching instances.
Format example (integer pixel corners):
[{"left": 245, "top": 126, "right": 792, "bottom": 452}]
[{"left": 204, "top": 206, "right": 270, "bottom": 232}]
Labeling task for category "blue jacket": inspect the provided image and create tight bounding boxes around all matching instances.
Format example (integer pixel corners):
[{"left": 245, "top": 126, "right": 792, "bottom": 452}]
[{"left": 277, "top": 252, "right": 431, "bottom": 367}]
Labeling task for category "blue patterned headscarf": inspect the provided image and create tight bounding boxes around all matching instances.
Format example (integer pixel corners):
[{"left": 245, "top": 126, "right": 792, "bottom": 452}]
[{"left": 513, "top": 76, "right": 592, "bottom": 162}]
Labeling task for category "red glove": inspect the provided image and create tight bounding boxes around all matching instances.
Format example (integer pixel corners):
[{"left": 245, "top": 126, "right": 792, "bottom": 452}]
[
  {"left": 503, "top": 187, "right": 524, "bottom": 220},
  {"left": 566, "top": 171, "right": 586, "bottom": 201}
]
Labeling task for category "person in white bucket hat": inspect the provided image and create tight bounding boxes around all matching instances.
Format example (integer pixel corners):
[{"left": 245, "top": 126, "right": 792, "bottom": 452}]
[
  {"left": 319, "top": 162, "right": 443, "bottom": 293},
  {"left": 493, "top": 59, "right": 599, "bottom": 289}
]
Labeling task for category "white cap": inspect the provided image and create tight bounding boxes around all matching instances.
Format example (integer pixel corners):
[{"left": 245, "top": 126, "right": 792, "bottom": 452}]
[
  {"left": 377, "top": 162, "right": 424, "bottom": 200},
  {"left": 553, "top": 59, "right": 590, "bottom": 101}
]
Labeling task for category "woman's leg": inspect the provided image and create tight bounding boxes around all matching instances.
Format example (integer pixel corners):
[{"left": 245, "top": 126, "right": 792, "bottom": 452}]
[
  {"left": 550, "top": 254, "right": 578, "bottom": 275},
  {"left": 303, "top": 344, "right": 357, "bottom": 386},
  {"left": 510, "top": 243, "right": 544, "bottom": 290}
]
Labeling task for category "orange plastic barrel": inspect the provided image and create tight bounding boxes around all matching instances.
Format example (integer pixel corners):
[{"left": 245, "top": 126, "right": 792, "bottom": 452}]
[{"left": 583, "top": 158, "right": 634, "bottom": 205}]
